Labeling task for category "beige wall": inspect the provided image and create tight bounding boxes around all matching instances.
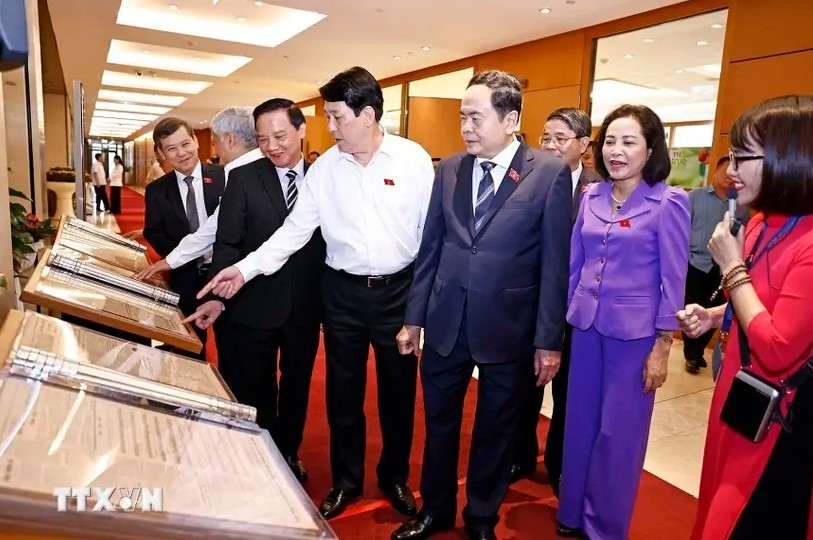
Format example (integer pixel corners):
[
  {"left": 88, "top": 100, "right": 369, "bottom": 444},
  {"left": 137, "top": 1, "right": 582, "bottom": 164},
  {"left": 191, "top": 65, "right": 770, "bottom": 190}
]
[
  {"left": 0, "top": 84, "right": 16, "bottom": 314},
  {"left": 43, "top": 93, "right": 68, "bottom": 170}
]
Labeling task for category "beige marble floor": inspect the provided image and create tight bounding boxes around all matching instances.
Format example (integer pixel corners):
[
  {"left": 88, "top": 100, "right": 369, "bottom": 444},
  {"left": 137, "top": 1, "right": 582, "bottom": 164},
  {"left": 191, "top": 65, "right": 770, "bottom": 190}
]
[{"left": 537, "top": 340, "right": 715, "bottom": 497}]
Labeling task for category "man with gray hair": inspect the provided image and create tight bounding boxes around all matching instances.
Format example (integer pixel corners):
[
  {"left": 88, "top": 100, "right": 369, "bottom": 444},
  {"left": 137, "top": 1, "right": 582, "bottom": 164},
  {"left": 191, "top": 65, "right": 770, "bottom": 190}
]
[
  {"left": 510, "top": 107, "right": 602, "bottom": 495},
  {"left": 136, "top": 106, "right": 262, "bottom": 281}
]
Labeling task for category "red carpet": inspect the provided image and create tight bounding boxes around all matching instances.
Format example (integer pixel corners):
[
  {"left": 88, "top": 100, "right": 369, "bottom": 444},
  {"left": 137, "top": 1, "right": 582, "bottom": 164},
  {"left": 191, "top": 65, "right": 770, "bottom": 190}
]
[{"left": 119, "top": 186, "right": 698, "bottom": 539}]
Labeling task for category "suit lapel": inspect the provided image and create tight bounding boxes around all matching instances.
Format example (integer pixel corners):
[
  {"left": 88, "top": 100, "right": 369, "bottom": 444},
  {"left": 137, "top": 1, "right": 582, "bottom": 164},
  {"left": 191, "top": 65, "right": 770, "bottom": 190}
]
[
  {"left": 166, "top": 173, "right": 187, "bottom": 222},
  {"left": 588, "top": 179, "right": 661, "bottom": 224},
  {"left": 201, "top": 165, "right": 221, "bottom": 216},
  {"left": 453, "top": 154, "right": 476, "bottom": 240},
  {"left": 259, "top": 159, "right": 289, "bottom": 218},
  {"left": 473, "top": 143, "right": 530, "bottom": 238}
]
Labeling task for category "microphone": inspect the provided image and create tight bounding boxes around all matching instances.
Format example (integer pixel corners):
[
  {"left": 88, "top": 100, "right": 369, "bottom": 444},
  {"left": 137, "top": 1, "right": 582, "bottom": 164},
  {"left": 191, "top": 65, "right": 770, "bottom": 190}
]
[{"left": 727, "top": 187, "right": 742, "bottom": 236}]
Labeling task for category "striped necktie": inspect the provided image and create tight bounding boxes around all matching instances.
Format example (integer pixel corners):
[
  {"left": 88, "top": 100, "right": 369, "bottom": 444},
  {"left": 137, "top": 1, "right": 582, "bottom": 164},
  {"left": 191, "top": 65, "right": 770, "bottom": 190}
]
[
  {"left": 474, "top": 161, "right": 496, "bottom": 231},
  {"left": 285, "top": 170, "right": 298, "bottom": 212}
]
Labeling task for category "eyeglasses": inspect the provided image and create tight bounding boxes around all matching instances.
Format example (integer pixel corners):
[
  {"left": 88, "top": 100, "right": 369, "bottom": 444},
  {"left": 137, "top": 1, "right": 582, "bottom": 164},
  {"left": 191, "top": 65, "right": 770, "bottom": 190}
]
[
  {"left": 728, "top": 149, "right": 764, "bottom": 171},
  {"left": 539, "top": 135, "right": 578, "bottom": 147}
]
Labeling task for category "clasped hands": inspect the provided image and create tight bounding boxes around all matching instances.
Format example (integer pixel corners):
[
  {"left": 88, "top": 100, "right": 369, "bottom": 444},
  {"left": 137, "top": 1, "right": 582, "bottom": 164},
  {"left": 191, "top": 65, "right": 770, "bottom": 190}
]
[{"left": 396, "top": 324, "right": 561, "bottom": 387}]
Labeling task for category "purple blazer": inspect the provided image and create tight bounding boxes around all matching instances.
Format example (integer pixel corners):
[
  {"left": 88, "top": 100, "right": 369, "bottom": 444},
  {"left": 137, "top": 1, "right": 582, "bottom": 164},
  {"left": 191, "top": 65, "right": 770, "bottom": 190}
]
[{"left": 567, "top": 180, "right": 690, "bottom": 340}]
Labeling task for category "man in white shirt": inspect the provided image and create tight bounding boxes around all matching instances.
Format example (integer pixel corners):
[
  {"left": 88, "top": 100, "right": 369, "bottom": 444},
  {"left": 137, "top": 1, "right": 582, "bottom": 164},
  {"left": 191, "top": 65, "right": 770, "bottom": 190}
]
[
  {"left": 511, "top": 108, "right": 601, "bottom": 496},
  {"left": 136, "top": 107, "right": 261, "bottom": 283},
  {"left": 91, "top": 153, "right": 110, "bottom": 213},
  {"left": 142, "top": 117, "right": 225, "bottom": 360},
  {"left": 200, "top": 67, "right": 434, "bottom": 519}
]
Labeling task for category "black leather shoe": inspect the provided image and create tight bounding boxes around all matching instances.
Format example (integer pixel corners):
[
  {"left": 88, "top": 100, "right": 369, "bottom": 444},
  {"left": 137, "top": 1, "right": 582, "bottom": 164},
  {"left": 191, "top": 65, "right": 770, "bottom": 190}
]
[
  {"left": 509, "top": 463, "right": 536, "bottom": 484},
  {"left": 318, "top": 487, "right": 360, "bottom": 519},
  {"left": 286, "top": 456, "right": 308, "bottom": 483},
  {"left": 464, "top": 527, "right": 497, "bottom": 540},
  {"left": 685, "top": 359, "right": 702, "bottom": 374},
  {"left": 556, "top": 521, "right": 587, "bottom": 538},
  {"left": 391, "top": 514, "right": 454, "bottom": 540},
  {"left": 379, "top": 481, "right": 417, "bottom": 516}
]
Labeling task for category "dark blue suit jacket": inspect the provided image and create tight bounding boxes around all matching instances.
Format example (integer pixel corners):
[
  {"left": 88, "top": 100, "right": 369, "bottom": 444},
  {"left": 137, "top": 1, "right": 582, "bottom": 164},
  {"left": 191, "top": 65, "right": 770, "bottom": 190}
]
[{"left": 404, "top": 143, "right": 573, "bottom": 364}]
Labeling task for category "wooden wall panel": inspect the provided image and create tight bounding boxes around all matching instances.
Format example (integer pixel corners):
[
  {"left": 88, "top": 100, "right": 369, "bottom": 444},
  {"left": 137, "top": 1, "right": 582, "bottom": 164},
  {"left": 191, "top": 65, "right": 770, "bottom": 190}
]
[
  {"left": 477, "top": 31, "right": 585, "bottom": 92},
  {"left": 726, "top": 0, "right": 813, "bottom": 61},
  {"left": 520, "top": 86, "right": 582, "bottom": 150},
  {"left": 406, "top": 97, "right": 465, "bottom": 159},
  {"left": 302, "top": 115, "right": 333, "bottom": 156},
  {"left": 194, "top": 128, "right": 212, "bottom": 163},
  {"left": 717, "top": 49, "right": 813, "bottom": 133}
]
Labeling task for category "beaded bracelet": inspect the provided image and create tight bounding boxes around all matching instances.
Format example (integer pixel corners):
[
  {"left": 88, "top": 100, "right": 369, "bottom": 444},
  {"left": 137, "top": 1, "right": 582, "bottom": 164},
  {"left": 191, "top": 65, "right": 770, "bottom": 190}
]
[{"left": 725, "top": 275, "right": 752, "bottom": 292}]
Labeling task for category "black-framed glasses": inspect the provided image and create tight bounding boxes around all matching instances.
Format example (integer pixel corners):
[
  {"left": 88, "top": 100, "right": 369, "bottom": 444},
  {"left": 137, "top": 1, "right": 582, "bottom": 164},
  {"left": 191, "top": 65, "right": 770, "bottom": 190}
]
[{"left": 729, "top": 149, "right": 764, "bottom": 171}]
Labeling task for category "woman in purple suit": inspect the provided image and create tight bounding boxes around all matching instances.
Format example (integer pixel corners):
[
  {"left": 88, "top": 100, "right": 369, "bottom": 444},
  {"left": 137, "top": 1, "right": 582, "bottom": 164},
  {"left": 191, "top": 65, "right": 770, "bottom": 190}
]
[{"left": 556, "top": 105, "right": 690, "bottom": 540}]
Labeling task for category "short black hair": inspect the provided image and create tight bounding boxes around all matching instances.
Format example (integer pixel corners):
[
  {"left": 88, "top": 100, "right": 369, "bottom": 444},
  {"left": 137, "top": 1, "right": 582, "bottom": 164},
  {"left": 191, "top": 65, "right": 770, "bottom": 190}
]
[
  {"left": 431, "top": 157, "right": 441, "bottom": 163},
  {"left": 730, "top": 95, "right": 813, "bottom": 215},
  {"left": 94, "top": 153, "right": 102, "bottom": 160},
  {"left": 466, "top": 70, "right": 523, "bottom": 120},
  {"left": 716, "top": 155, "right": 731, "bottom": 169},
  {"left": 114, "top": 155, "right": 122, "bottom": 164},
  {"left": 594, "top": 104, "right": 671, "bottom": 185},
  {"left": 253, "top": 98, "right": 306, "bottom": 129},
  {"left": 308, "top": 151, "right": 320, "bottom": 157},
  {"left": 547, "top": 107, "right": 592, "bottom": 138},
  {"left": 319, "top": 66, "right": 384, "bottom": 121}
]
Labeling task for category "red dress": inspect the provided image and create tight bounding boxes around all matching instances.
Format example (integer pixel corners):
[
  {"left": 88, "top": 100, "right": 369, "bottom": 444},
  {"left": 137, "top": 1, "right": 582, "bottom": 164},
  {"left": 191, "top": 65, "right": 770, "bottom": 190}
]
[{"left": 692, "top": 214, "right": 813, "bottom": 540}]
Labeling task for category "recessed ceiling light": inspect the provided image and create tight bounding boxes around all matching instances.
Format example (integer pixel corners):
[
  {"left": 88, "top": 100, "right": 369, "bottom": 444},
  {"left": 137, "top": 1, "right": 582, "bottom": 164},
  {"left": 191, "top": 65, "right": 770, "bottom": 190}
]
[
  {"left": 102, "top": 70, "right": 212, "bottom": 94},
  {"left": 317, "top": 80, "right": 322, "bottom": 84},
  {"left": 697, "top": 40, "right": 708, "bottom": 46},
  {"left": 236, "top": 16, "right": 246, "bottom": 22},
  {"left": 107, "top": 40, "right": 251, "bottom": 77},
  {"left": 674, "top": 69, "right": 684, "bottom": 74},
  {"left": 168, "top": 4, "right": 178, "bottom": 10},
  {"left": 93, "top": 109, "right": 158, "bottom": 122},
  {"left": 421, "top": 45, "right": 431, "bottom": 51},
  {"left": 116, "top": 0, "right": 326, "bottom": 49},
  {"left": 539, "top": 7, "right": 552, "bottom": 14},
  {"left": 624, "top": 53, "right": 634, "bottom": 59},
  {"left": 143, "top": 50, "right": 151, "bottom": 54},
  {"left": 711, "top": 23, "right": 724, "bottom": 29},
  {"left": 643, "top": 38, "right": 654, "bottom": 43},
  {"left": 94, "top": 101, "right": 170, "bottom": 115},
  {"left": 393, "top": 55, "right": 401, "bottom": 60},
  {"left": 255, "top": 0, "right": 264, "bottom": 5},
  {"left": 97, "top": 89, "right": 187, "bottom": 107}
]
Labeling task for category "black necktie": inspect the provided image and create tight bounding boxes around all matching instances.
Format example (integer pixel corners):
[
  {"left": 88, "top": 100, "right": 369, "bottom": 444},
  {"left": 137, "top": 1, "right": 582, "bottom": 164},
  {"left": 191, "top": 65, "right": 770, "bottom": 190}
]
[
  {"left": 285, "top": 170, "right": 298, "bottom": 212},
  {"left": 474, "top": 162, "right": 496, "bottom": 231},
  {"left": 183, "top": 176, "right": 199, "bottom": 232}
]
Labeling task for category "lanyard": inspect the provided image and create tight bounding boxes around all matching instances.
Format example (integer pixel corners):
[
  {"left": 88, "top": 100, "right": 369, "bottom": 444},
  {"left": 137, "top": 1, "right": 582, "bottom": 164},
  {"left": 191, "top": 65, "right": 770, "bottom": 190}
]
[{"left": 721, "top": 216, "right": 802, "bottom": 332}]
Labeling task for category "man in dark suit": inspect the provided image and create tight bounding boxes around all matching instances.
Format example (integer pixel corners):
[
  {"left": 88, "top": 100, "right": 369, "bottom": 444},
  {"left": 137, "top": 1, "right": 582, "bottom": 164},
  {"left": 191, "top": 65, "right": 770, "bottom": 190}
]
[
  {"left": 143, "top": 117, "right": 225, "bottom": 360},
  {"left": 187, "top": 99, "right": 325, "bottom": 481},
  {"left": 510, "top": 108, "right": 602, "bottom": 494},
  {"left": 392, "top": 71, "right": 572, "bottom": 540}
]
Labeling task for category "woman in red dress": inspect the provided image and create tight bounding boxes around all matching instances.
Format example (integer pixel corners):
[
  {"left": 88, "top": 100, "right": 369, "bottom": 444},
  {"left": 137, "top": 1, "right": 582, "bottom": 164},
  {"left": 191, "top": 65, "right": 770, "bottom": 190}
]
[{"left": 678, "top": 95, "right": 813, "bottom": 539}]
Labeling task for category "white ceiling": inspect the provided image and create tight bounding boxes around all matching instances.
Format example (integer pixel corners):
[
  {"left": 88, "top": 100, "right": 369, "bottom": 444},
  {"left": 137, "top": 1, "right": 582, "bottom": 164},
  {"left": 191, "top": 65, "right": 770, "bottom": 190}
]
[
  {"left": 47, "top": 0, "right": 687, "bottom": 139},
  {"left": 592, "top": 9, "right": 728, "bottom": 124}
]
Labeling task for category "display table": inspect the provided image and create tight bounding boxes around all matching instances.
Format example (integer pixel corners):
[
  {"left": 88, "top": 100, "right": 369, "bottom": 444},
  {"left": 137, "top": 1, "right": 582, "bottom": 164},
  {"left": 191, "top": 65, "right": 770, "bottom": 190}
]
[{"left": 46, "top": 181, "right": 76, "bottom": 218}]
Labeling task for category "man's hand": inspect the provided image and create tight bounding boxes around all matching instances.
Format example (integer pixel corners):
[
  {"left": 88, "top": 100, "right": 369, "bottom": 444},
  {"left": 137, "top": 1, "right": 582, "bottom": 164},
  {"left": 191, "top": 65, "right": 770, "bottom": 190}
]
[
  {"left": 122, "top": 229, "right": 143, "bottom": 240},
  {"left": 676, "top": 304, "right": 713, "bottom": 338},
  {"left": 197, "top": 266, "right": 245, "bottom": 299},
  {"left": 534, "top": 349, "right": 561, "bottom": 387},
  {"left": 135, "top": 259, "right": 170, "bottom": 281},
  {"left": 181, "top": 300, "right": 224, "bottom": 330},
  {"left": 396, "top": 325, "right": 422, "bottom": 356}
]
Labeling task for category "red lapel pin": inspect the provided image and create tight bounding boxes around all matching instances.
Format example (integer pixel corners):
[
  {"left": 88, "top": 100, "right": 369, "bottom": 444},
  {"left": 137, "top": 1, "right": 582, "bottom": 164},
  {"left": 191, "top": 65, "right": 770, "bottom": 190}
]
[
  {"left": 620, "top": 219, "right": 631, "bottom": 228},
  {"left": 203, "top": 177, "right": 213, "bottom": 184},
  {"left": 580, "top": 184, "right": 588, "bottom": 193},
  {"left": 384, "top": 178, "right": 395, "bottom": 186},
  {"left": 508, "top": 169, "right": 520, "bottom": 183}
]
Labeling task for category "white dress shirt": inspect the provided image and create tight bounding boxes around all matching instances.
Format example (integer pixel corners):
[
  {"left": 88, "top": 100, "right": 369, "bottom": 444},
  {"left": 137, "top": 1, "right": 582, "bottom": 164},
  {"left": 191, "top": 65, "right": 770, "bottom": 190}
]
[
  {"left": 110, "top": 164, "right": 124, "bottom": 187},
  {"left": 235, "top": 131, "right": 434, "bottom": 282},
  {"left": 472, "top": 137, "right": 521, "bottom": 211},
  {"left": 275, "top": 156, "right": 306, "bottom": 196},
  {"left": 571, "top": 161, "right": 583, "bottom": 195},
  {"left": 166, "top": 148, "right": 263, "bottom": 269},
  {"left": 91, "top": 161, "right": 106, "bottom": 186}
]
